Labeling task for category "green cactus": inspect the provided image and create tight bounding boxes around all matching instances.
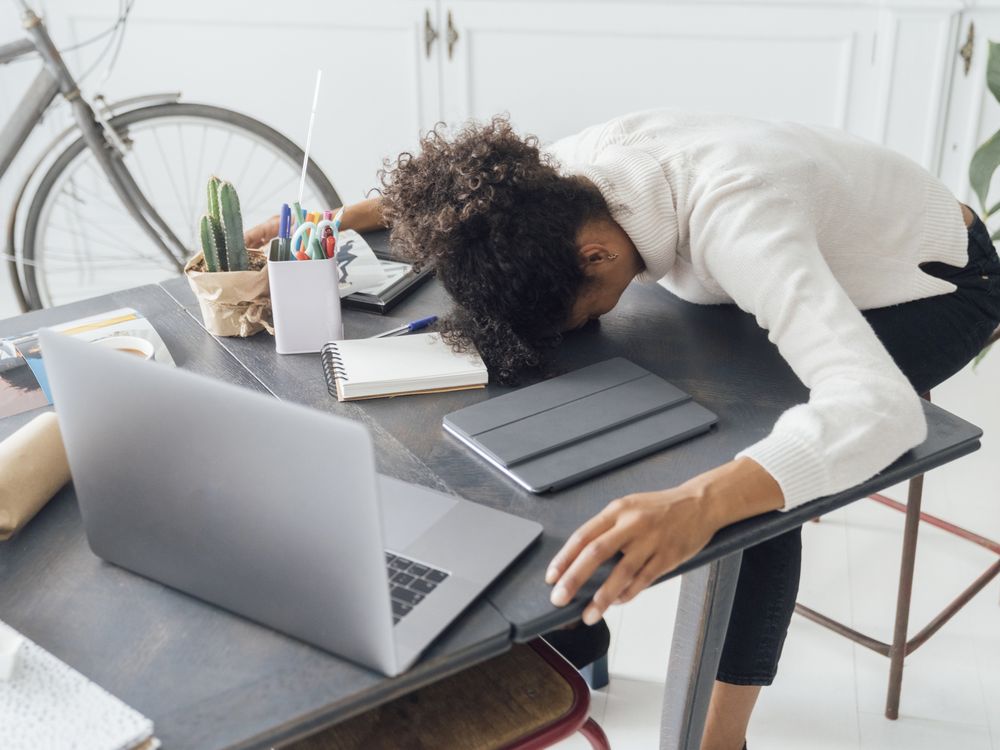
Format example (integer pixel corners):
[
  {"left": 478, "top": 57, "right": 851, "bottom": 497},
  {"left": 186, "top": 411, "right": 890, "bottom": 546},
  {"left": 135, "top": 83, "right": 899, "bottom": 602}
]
[
  {"left": 207, "top": 176, "right": 221, "bottom": 222},
  {"left": 197, "top": 176, "right": 248, "bottom": 272},
  {"left": 218, "top": 180, "right": 248, "bottom": 271},
  {"left": 206, "top": 176, "right": 228, "bottom": 270},
  {"left": 210, "top": 215, "right": 228, "bottom": 271},
  {"left": 199, "top": 214, "right": 221, "bottom": 272}
]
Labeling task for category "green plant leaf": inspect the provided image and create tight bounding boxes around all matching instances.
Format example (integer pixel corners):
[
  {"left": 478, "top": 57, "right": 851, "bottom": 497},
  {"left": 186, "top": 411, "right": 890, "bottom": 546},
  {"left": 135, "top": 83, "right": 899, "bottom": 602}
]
[
  {"left": 972, "top": 342, "right": 993, "bottom": 369},
  {"left": 987, "top": 199, "right": 1000, "bottom": 218},
  {"left": 969, "top": 129, "right": 1000, "bottom": 211},
  {"left": 969, "top": 43, "right": 1000, "bottom": 210},
  {"left": 988, "top": 41, "right": 1000, "bottom": 104},
  {"left": 991, "top": 226, "right": 1000, "bottom": 242}
]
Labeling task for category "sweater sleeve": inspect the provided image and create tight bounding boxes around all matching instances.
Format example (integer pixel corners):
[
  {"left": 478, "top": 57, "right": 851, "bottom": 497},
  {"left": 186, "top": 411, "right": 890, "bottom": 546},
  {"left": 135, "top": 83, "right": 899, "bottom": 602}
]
[
  {"left": 689, "top": 175, "right": 928, "bottom": 510},
  {"left": 544, "top": 120, "right": 627, "bottom": 173}
]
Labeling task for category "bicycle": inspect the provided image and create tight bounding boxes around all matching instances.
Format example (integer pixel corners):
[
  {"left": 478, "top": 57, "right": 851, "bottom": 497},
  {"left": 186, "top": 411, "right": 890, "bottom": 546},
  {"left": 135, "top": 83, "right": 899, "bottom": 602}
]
[{"left": 2, "top": 0, "right": 341, "bottom": 311}]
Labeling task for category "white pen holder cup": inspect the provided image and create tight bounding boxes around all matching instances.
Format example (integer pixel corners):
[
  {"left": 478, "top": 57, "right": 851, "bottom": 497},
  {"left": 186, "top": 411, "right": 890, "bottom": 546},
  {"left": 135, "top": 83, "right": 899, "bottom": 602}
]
[{"left": 268, "top": 248, "right": 343, "bottom": 354}]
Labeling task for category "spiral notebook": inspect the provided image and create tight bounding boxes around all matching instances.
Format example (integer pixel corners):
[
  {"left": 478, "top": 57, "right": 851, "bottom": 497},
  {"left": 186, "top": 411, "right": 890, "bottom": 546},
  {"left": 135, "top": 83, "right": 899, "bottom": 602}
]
[{"left": 321, "top": 333, "right": 488, "bottom": 401}]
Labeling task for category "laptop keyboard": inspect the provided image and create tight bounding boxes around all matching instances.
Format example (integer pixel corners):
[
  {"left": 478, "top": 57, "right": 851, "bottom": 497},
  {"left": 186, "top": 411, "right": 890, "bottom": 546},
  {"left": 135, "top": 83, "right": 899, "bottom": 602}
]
[{"left": 385, "top": 552, "right": 450, "bottom": 625}]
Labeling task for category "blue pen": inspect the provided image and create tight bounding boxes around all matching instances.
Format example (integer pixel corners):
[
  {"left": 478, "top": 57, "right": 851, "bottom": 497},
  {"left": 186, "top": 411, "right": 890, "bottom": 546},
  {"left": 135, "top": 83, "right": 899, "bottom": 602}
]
[
  {"left": 370, "top": 315, "right": 438, "bottom": 338},
  {"left": 277, "top": 204, "right": 291, "bottom": 261}
]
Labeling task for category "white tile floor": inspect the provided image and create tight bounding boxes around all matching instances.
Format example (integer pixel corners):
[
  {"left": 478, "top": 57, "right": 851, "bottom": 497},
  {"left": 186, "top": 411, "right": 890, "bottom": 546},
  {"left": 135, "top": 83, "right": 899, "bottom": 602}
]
[{"left": 553, "top": 499, "right": 1000, "bottom": 750}]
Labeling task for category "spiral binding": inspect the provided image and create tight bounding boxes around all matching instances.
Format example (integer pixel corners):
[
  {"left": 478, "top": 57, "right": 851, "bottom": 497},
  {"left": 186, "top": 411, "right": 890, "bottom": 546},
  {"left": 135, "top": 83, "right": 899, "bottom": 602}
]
[{"left": 320, "top": 342, "right": 350, "bottom": 399}]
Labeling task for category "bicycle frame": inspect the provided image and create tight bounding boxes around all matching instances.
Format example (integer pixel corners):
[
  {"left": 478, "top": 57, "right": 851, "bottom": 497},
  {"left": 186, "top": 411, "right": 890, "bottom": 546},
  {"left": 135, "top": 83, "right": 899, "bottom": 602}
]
[
  {"left": 2, "top": 1, "right": 189, "bottom": 276},
  {"left": 0, "top": 44, "right": 59, "bottom": 181}
]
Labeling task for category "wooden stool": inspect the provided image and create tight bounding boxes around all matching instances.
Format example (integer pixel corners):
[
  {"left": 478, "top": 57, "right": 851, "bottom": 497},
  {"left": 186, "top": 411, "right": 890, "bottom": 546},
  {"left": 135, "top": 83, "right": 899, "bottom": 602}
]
[
  {"left": 796, "top": 327, "right": 1000, "bottom": 719},
  {"left": 283, "top": 639, "right": 611, "bottom": 750}
]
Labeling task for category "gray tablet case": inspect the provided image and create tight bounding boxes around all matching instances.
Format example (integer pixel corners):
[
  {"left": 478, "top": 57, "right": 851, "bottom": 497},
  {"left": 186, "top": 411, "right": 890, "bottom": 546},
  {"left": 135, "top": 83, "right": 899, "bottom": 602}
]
[{"left": 442, "top": 358, "right": 718, "bottom": 492}]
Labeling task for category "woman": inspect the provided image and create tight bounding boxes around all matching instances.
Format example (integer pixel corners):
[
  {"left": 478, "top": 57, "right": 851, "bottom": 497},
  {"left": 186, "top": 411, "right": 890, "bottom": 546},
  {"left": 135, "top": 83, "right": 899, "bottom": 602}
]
[{"left": 246, "top": 111, "right": 1000, "bottom": 749}]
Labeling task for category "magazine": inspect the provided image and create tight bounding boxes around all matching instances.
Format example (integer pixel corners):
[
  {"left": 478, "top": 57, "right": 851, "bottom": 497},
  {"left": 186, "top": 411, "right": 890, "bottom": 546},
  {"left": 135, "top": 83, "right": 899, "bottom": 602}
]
[{"left": 0, "top": 308, "right": 174, "bottom": 419}]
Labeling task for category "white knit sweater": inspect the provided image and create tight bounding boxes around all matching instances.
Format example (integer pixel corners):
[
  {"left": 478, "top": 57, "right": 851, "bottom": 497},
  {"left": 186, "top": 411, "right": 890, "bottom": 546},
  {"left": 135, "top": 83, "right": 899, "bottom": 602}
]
[{"left": 546, "top": 110, "right": 969, "bottom": 510}]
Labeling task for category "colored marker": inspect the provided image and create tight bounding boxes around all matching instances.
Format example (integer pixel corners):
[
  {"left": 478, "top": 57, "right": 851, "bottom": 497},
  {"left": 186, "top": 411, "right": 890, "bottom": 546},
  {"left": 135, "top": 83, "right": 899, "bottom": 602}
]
[{"left": 278, "top": 203, "right": 291, "bottom": 261}]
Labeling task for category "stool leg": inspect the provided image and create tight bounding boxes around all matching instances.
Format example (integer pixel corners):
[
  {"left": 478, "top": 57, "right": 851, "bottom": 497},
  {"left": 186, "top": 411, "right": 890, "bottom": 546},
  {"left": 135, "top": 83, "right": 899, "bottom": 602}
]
[
  {"left": 581, "top": 653, "right": 610, "bottom": 690},
  {"left": 885, "top": 474, "right": 923, "bottom": 720},
  {"left": 578, "top": 717, "right": 612, "bottom": 750}
]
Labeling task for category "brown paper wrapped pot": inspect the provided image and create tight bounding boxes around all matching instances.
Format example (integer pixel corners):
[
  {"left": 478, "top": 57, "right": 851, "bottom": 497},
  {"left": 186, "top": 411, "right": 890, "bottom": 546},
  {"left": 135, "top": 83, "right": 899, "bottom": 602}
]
[{"left": 184, "top": 249, "right": 274, "bottom": 337}]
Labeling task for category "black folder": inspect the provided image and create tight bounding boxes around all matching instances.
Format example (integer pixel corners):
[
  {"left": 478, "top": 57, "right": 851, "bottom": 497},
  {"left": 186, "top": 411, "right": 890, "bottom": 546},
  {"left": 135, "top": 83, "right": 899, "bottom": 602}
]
[{"left": 443, "top": 358, "right": 718, "bottom": 492}]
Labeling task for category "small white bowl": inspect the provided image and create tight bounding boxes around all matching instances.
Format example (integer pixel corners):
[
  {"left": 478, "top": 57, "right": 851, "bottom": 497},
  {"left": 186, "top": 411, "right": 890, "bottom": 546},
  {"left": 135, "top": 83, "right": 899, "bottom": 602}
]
[{"left": 91, "top": 335, "right": 155, "bottom": 361}]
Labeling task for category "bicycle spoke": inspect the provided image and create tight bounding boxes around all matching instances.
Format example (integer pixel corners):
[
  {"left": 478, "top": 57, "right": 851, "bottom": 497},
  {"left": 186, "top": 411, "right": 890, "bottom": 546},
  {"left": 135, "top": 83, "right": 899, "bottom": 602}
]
[
  {"left": 242, "top": 153, "right": 283, "bottom": 213},
  {"left": 176, "top": 124, "right": 197, "bottom": 234},
  {"left": 216, "top": 129, "right": 235, "bottom": 173},
  {"left": 244, "top": 172, "right": 299, "bottom": 218},
  {"left": 55, "top": 186, "right": 128, "bottom": 219},
  {"left": 151, "top": 127, "right": 191, "bottom": 228},
  {"left": 126, "top": 147, "right": 163, "bottom": 219},
  {"left": 50, "top": 202, "right": 140, "bottom": 255},
  {"left": 64, "top": 178, "right": 89, "bottom": 292},
  {"left": 55, "top": 163, "right": 140, "bottom": 221},
  {"left": 42, "top": 258, "right": 175, "bottom": 273},
  {"left": 234, "top": 140, "right": 259, "bottom": 194},
  {"left": 190, "top": 125, "right": 210, "bottom": 247},
  {"left": 41, "top": 243, "right": 166, "bottom": 265}
]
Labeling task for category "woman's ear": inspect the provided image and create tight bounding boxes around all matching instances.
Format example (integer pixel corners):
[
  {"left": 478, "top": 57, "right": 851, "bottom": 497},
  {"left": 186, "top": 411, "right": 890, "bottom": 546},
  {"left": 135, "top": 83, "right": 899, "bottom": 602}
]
[{"left": 578, "top": 242, "right": 619, "bottom": 270}]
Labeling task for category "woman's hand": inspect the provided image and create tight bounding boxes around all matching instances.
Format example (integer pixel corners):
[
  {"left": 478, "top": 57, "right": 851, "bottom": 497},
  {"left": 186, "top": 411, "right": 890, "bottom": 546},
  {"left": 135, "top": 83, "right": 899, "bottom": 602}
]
[
  {"left": 244, "top": 215, "right": 281, "bottom": 250},
  {"left": 546, "top": 458, "right": 785, "bottom": 625},
  {"left": 242, "top": 197, "right": 386, "bottom": 250},
  {"left": 546, "top": 486, "right": 722, "bottom": 625}
]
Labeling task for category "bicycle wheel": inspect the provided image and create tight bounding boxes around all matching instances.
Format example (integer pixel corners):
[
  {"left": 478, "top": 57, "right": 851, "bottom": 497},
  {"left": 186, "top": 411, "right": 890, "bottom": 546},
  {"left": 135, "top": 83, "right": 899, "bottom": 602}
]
[{"left": 21, "top": 102, "right": 341, "bottom": 309}]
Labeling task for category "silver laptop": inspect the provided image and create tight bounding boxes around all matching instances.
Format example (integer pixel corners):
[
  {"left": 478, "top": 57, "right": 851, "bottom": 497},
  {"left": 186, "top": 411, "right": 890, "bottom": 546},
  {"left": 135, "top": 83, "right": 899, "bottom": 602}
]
[{"left": 40, "top": 330, "right": 541, "bottom": 677}]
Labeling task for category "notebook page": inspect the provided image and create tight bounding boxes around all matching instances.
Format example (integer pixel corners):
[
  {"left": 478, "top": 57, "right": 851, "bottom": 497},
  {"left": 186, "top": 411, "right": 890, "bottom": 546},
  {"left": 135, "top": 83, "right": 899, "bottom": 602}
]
[{"left": 331, "top": 333, "right": 486, "bottom": 388}]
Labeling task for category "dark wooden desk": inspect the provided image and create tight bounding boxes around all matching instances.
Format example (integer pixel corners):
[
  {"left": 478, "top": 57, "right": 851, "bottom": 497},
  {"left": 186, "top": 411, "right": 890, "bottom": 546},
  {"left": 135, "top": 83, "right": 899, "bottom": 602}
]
[
  {"left": 0, "top": 286, "right": 513, "bottom": 750},
  {"left": 159, "top": 253, "right": 982, "bottom": 749},
  {"left": 0, "top": 268, "right": 981, "bottom": 750}
]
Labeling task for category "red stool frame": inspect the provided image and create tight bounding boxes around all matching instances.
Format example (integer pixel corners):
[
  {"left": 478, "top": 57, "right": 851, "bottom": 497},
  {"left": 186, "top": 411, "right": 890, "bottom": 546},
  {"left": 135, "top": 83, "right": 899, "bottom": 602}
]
[{"left": 796, "top": 329, "right": 1000, "bottom": 719}]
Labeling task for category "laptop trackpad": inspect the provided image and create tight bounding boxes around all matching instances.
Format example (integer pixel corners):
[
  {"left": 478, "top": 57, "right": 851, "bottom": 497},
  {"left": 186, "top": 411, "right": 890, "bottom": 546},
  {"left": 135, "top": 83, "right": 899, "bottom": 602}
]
[{"left": 377, "top": 474, "right": 458, "bottom": 551}]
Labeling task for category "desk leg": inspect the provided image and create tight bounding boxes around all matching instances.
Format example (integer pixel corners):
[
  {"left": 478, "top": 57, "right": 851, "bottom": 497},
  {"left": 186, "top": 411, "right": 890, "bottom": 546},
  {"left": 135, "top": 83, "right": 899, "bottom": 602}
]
[{"left": 659, "top": 552, "right": 743, "bottom": 750}]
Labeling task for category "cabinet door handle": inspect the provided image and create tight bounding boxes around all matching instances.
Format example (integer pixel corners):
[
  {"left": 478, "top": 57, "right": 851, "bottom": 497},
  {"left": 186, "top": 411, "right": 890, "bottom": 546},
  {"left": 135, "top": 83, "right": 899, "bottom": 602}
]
[
  {"left": 447, "top": 10, "right": 459, "bottom": 60},
  {"left": 959, "top": 21, "right": 975, "bottom": 76},
  {"left": 424, "top": 9, "right": 439, "bottom": 59}
]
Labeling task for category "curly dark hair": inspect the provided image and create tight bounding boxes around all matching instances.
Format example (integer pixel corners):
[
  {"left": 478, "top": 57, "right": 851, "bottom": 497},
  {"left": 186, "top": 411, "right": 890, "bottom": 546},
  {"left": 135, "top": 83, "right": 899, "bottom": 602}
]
[{"left": 378, "top": 116, "right": 610, "bottom": 384}]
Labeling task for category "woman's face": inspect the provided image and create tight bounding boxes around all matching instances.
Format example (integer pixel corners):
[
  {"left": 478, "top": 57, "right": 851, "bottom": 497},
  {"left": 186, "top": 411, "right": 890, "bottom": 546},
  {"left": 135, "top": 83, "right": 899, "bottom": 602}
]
[
  {"left": 564, "top": 275, "right": 633, "bottom": 331},
  {"left": 562, "top": 219, "right": 644, "bottom": 331}
]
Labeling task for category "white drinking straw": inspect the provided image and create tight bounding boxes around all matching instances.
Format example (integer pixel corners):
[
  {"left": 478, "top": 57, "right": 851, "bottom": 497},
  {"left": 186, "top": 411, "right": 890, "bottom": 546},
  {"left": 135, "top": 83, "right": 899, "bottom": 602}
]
[{"left": 297, "top": 69, "right": 323, "bottom": 206}]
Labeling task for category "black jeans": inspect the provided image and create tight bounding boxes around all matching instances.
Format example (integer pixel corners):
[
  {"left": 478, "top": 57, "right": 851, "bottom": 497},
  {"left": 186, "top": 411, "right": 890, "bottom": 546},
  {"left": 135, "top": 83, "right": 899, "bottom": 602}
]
[{"left": 716, "top": 210, "right": 1000, "bottom": 686}]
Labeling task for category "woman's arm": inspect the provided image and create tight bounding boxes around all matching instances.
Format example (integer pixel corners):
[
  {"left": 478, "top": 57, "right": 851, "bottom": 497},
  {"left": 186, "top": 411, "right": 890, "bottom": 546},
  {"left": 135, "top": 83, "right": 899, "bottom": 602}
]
[
  {"left": 243, "top": 197, "right": 387, "bottom": 249},
  {"left": 548, "top": 172, "right": 927, "bottom": 624},
  {"left": 546, "top": 457, "right": 783, "bottom": 624},
  {"left": 341, "top": 196, "right": 387, "bottom": 233}
]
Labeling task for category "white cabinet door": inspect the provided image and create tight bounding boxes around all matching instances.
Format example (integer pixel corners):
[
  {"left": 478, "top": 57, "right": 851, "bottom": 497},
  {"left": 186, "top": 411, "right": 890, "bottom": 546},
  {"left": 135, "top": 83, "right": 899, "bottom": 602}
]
[
  {"left": 440, "top": 1, "right": 881, "bottom": 143},
  {"left": 872, "top": 7, "right": 961, "bottom": 172},
  {"left": 65, "top": 0, "right": 441, "bottom": 203},
  {"left": 937, "top": 10, "right": 1000, "bottom": 210}
]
